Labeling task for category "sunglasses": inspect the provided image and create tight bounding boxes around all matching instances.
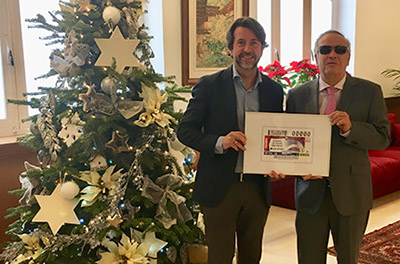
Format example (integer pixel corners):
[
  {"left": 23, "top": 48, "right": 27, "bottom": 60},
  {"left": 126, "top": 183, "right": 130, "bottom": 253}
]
[{"left": 319, "top": 45, "right": 348, "bottom": 55}]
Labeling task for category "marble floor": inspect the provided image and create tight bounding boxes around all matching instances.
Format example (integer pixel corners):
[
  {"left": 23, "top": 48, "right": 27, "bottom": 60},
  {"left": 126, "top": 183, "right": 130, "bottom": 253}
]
[{"left": 257, "top": 191, "right": 400, "bottom": 264}]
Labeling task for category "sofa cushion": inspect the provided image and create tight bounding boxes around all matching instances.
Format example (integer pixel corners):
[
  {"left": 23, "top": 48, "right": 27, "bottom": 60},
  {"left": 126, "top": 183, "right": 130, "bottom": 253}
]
[
  {"left": 387, "top": 113, "right": 397, "bottom": 145},
  {"left": 369, "top": 146, "right": 400, "bottom": 162},
  {"left": 393, "top": 123, "right": 400, "bottom": 146},
  {"left": 369, "top": 156, "right": 400, "bottom": 185}
]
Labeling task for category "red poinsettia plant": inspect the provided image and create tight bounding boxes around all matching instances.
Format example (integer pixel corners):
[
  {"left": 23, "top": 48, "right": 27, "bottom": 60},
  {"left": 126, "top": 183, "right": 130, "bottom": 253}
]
[{"left": 259, "top": 59, "right": 319, "bottom": 92}]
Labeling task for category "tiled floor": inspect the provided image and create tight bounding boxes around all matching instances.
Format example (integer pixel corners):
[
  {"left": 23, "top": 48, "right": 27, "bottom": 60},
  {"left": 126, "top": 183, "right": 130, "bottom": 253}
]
[{"left": 258, "top": 191, "right": 400, "bottom": 264}]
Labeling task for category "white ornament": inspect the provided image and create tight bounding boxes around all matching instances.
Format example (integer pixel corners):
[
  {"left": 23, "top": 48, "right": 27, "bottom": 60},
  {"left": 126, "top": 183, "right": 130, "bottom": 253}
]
[
  {"left": 60, "top": 181, "right": 80, "bottom": 200},
  {"left": 89, "top": 155, "right": 108, "bottom": 171},
  {"left": 58, "top": 113, "right": 86, "bottom": 147},
  {"left": 133, "top": 230, "right": 167, "bottom": 259},
  {"left": 197, "top": 212, "right": 205, "bottom": 234},
  {"left": 102, "top": 6, "right": 121, "bottom": 25}
]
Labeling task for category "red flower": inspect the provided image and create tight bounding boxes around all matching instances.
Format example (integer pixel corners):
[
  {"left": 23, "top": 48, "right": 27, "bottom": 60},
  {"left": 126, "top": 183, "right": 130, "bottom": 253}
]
[
  {"left": 260, "top": 59, "right": 318, "bottom": 92},
  {"left": 289, "top": 59, "right": 319, "bottom": 76},
  {"left": 260, "top": 61, "right": 288, "bottom": 78}
]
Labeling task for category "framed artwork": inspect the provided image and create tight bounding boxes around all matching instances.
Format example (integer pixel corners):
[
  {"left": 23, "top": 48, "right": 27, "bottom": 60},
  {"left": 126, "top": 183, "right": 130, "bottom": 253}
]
[{"left": 181, "top": 0, "right": 250, "bottom": 85}]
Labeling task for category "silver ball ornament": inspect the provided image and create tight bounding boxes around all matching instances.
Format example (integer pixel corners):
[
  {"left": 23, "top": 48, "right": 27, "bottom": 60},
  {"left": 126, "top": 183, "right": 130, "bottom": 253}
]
[
  {"left": 29, "top": 122, "right": 40, "bottom": 135},
  {"left": 101, "top": 76, "right": 118, "bottom": 94},
  {"left": 102, "top": 6, "right": 121, "bottom": 25},
  {"left": 186, "top": 151, "right": 197, "bottom": 164}
]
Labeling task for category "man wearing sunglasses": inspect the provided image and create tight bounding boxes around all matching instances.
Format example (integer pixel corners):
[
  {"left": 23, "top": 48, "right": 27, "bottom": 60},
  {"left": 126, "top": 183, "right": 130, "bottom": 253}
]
[{"left": 286, "top": 30, "right": 390, "bottom": 263}]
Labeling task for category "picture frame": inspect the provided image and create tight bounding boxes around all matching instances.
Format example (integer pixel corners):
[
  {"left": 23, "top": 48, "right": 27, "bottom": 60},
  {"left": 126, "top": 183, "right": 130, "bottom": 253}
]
[
  {"left": 243, "top": 112, "right": 332, "bottom": 176},
  {"left": 181, "top": 0, "right": 249, "bottom": 85}
]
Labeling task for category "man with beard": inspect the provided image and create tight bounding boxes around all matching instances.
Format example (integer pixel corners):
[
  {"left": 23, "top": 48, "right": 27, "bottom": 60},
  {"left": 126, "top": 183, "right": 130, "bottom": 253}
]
[{"left": 177, "top": 17, "right": 284, "bottom": 264}]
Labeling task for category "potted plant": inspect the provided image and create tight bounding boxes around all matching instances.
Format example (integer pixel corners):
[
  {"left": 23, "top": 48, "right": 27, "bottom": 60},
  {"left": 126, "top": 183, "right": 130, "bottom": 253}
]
[{"left": 381, "top": 68, "right": 400, "bottom": 91}]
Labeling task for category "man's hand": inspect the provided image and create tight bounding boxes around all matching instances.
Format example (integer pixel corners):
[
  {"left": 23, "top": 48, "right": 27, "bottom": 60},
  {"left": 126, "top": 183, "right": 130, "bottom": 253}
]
[
  {"left": 329, "top": 110, "right": 351, "bottom": 133},
  {"left": 301, "top": 174, "right": 323, "bottom": 180},
  {"left": 266, "top": 170, "right": 286, "bottom": 179},
  {"left": 222, "top": 131, "right": 247, "bottom": 151}
]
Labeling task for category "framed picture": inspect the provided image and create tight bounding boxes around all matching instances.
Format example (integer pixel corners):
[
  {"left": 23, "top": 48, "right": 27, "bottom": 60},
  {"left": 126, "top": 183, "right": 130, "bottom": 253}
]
[
  {"left": 181, "top": 0, "right": 249, "bottom": 85},
  {"left": 243, "top": 112, "right": 332, "bottom": 176}
]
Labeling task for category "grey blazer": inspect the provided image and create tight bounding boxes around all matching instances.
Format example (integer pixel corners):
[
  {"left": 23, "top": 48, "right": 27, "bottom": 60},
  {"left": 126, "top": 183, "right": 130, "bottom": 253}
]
[{"left": 286, "top": 74, "right": 390, "bottom": 215}]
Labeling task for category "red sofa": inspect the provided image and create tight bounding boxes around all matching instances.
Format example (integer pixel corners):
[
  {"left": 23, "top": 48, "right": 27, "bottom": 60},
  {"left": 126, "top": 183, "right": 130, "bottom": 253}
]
[{"left": 271, "top": 113, "right": 400, "bottom": 209}]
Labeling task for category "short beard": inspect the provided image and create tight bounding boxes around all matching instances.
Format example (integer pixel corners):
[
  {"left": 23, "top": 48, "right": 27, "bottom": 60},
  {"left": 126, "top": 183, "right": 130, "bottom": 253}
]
[{"left": 234, "top": 53, "right": 259, "bottom": 70}]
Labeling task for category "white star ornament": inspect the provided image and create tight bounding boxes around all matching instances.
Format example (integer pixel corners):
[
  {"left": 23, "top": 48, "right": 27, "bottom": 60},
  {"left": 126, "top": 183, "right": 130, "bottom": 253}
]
[
  {"left": 94, "top": 26, "right": 140, "bottom": 73},
  {"left": 32, "top": 184, "right": 80, "bottom": 234}
]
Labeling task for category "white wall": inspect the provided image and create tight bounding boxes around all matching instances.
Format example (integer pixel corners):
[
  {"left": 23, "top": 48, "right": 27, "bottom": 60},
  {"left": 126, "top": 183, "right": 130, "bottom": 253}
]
[
  {"left": 353, "top": 0, "right": 400, "bottom": 97},
  {"left": 162, "top": 0, "right": 182, "bottom": 85},
  {"left": 162, "top": 0, "right": 400, "bottom": 97},
  {"left": 332, "top": 0, "right": 356, "bottom": 75},
  {"left": 161, "top": 0, "right": 257, "bottom": 88}
]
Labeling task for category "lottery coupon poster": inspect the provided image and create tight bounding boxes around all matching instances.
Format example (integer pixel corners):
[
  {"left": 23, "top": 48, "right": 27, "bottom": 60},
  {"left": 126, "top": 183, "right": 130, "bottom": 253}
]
[{"left": 243, "top": 112, "right": 331, "bottom": 176}]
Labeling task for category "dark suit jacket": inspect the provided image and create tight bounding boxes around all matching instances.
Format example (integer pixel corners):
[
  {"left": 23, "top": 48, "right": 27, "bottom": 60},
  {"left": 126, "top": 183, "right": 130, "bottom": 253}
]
[
  {"left": 286, "top": 74, "right": 390, "bottom": 215},
  {"left": 177, "top": 66, "right": 284, "bottom": 207}
]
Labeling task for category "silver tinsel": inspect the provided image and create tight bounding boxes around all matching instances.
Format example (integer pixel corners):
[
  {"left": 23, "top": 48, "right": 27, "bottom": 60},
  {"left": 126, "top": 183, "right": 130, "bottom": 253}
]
[
  {"left": 0, "top": 241, "right": 24, "bottom": 262},
  {"left": 36, "top": 94, "right": 62, "bottom": 162},
  {"left": 129, "top": 128, "right": 189, "bottom": 187},
  {"left": 0, "top": 173, "right": 129, "bottom": 263},
  {"left": 128, "top": 134, "right": 156, "bottom": 186}
]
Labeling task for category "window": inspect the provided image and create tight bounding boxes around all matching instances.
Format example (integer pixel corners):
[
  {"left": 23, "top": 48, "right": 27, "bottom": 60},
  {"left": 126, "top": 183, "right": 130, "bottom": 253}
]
[
  {"left": 0, "top": 0, "right": 165, "bottom": 137},
  {"left": 19, "top": 0, "right": 61, "bottom": 116},
  {"left": 280, "top": 0, "right": 304, "bottom": 65},
  {"left": 144, "top": 0, "right": 165, "bottom": 77},
  {"left": 0, "top": 36, "right": 6, "bottom": 119},
  {"left": 0, "top": 0, "right": 29, "bottom": 137},
  {"left": 257, "top": 0, "right": 332, "bottom": 66}
]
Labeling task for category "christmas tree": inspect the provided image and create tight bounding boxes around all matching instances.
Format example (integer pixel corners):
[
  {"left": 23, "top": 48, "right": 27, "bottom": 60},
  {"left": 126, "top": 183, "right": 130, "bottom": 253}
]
[{"left": 0, "top": 0, "right": 204, "bottom": 263}]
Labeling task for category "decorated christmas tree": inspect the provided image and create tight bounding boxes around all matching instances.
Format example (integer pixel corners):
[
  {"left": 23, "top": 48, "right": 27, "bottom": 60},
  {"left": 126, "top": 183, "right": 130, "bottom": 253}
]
[{"left": 1, "top": 0, "right": 204, "bottom": 263}]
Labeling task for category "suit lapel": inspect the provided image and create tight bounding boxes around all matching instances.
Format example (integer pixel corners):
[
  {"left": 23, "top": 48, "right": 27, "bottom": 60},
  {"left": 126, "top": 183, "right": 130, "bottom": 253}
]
[
  {"left": 309, "top": 80, "right": 320, "bottom": 114},
  {"left": 220, "top": 66, "right": 239, "bottom": 130},
  {"left": 300, "top": 79, "right": 319, "bottom": 114},
  {"left": 259, "top": 77, "right": 270, "bottom": 110},
  {"left": 337, "top": 74, "right": 359, "bottom": 112}
]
